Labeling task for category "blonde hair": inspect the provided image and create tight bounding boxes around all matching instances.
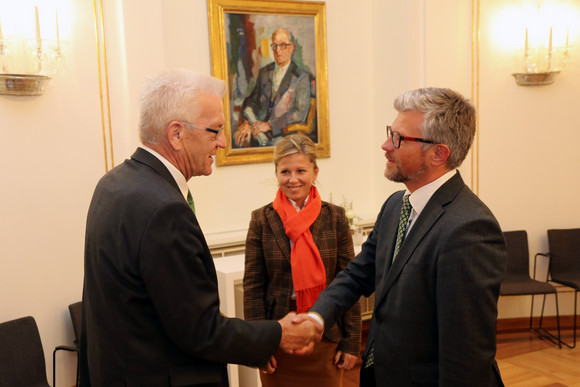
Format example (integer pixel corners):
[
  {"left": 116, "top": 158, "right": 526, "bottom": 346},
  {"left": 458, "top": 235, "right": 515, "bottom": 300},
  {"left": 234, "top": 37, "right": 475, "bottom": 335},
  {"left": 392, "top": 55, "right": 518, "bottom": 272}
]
[{"left": 273, "top": 134, "right": 318, "bottom": 171}]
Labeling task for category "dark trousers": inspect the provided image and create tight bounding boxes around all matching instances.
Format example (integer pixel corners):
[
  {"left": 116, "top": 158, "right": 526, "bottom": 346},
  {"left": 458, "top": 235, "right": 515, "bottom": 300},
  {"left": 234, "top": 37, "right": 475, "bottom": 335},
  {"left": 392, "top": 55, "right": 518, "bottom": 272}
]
[{"left": 359, "top": 364, "right": 375, "bottom": 387}]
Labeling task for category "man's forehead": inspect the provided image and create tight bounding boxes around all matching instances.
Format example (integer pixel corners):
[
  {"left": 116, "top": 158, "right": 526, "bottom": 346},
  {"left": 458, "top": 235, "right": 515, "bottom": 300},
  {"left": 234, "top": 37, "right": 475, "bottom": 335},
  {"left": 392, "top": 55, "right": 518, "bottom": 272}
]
[{"left": 272, "top": 30, "right": 291, "bottom": 42}]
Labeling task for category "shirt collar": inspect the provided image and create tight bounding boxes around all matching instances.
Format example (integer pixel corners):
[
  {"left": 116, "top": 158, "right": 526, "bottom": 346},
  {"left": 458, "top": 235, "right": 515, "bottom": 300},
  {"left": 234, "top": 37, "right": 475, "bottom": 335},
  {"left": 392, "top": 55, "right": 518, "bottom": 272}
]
[
  {"left": 275, "top": 61, "right": 291, "bottom": 73},
  {"left": 289, "top": 194, "right": 309, "bottom": 212},
  {"left": 405, "top": 170, "right": 456, "bottom": 217},
  {"left": 140, "top": 145, "right": 189, "bottom": 200}
]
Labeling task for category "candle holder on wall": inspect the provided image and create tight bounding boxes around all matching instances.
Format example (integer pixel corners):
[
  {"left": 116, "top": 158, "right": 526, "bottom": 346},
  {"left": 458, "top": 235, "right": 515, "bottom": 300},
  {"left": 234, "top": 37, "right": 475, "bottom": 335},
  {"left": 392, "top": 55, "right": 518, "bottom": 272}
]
[
  {"left": 0, "top": 8, "right": 65, "bottom": 96},
  {"left": 512, "top": 27, "right": 570, "bottom": 86}
]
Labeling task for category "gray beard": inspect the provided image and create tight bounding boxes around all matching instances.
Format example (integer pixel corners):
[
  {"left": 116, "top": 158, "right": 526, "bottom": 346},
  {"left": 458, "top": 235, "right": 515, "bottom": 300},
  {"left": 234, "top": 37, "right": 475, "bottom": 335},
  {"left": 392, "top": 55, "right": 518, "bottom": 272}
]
[{"left": 385, "top": 162, "right": 426, "bottom": 183}]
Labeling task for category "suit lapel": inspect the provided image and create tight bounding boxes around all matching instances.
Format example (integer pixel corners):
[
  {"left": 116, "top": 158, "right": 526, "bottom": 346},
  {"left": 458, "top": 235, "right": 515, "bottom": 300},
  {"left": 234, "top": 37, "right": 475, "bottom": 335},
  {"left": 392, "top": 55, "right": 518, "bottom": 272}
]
[
  {"left": 374, "top": 192, "right": 404, "bottom": 301},
  {"left": 265, "top": 206, "right": 291, "bottom": 263},
  {"left": 374, "top": 172, "right": 465, "bottom": 307}
]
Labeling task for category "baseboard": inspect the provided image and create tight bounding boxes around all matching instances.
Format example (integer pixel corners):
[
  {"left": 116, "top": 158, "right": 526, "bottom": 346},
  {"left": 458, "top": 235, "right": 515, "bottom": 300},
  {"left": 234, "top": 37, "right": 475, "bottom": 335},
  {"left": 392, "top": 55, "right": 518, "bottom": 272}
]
[
  {"left": 497, "top": 315, "right": 579, "bottom": 333},
  {"left": 360, "top": 316, "right": 576, "bottom": 352}
]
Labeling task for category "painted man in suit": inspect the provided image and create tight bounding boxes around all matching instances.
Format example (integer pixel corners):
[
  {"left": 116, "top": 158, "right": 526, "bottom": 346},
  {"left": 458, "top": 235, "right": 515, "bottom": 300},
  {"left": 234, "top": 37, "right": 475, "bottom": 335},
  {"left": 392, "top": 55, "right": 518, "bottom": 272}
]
[
  {"left": 80, "top": 69, "right": 322, "bottom": 387},
  {"left": 233, "top": 27, "right": 312, "bottom": 147},
  {"left": 299, "top": 88, "right": 507, "bottom": 386}
]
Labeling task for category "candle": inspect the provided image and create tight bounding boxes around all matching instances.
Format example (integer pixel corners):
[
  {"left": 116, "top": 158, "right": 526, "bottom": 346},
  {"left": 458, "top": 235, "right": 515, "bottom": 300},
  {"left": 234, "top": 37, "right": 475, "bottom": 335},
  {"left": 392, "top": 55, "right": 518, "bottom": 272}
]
[
  {"left": 35, "top": 6, "right": 41, "bottom": 47},
  {"left": 0, "top": 18, "right": 3, "bottom": 42},
  {"left": 524, "top": 28, "right": 528, "bottom": 57},
  {"left": 56, "top": 11, "right": 60, "bottom": 47},
  {"left": 565, "top": 29, "right": 569, "bottom": 54},
  {"left": 548, "top": 27, "right": 552, "bottom": 55}
]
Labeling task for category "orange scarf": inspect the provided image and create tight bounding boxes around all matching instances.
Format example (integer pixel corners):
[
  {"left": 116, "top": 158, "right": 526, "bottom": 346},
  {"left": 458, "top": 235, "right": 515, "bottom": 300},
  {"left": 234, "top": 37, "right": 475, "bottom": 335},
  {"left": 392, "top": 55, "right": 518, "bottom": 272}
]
[{"left": 273, "top": 186, "right": 326, "bottom": 313}]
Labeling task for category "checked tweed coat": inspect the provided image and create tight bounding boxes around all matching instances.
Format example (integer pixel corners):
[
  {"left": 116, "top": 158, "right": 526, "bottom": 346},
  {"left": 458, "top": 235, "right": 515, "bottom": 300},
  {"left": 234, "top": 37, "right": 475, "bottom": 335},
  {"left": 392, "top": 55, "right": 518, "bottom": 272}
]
[{"left": 243, "top": 201, "right": 361, "bottom": 355}]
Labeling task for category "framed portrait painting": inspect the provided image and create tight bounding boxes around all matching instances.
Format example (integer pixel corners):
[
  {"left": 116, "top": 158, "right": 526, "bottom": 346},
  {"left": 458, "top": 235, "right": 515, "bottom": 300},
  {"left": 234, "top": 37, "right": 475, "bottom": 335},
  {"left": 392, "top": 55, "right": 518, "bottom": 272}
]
[{"left": 208, "top": 0, "right": 329, "bottom": 166}]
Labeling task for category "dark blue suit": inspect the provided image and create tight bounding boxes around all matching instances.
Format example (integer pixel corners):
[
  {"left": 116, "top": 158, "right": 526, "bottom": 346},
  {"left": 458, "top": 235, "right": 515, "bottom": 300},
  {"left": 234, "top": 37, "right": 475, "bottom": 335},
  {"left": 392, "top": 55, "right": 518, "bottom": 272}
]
[{"left": 311, "top": 172, "right": 507, "bottom": 386}]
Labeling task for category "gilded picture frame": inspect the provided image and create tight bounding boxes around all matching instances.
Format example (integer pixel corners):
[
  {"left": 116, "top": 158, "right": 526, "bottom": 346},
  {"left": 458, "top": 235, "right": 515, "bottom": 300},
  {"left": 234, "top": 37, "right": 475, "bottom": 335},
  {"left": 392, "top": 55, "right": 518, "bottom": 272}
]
[{"left": 208, "top": 0, "right": 329, "bottom": 166}]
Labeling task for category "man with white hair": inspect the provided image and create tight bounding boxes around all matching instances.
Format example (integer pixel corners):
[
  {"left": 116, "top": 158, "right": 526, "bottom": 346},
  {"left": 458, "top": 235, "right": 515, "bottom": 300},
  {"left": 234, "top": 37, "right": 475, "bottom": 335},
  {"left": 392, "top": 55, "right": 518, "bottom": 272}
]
[{"left": 81, "top": 69, "right": 322, "bottom": 387}]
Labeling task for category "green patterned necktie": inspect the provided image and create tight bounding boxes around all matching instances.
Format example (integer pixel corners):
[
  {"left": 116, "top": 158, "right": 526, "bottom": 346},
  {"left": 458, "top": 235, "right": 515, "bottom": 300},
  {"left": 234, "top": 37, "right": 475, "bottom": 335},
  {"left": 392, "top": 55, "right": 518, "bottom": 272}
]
[
  {"left": 393, "top": 194, "right": 412, "bottom": 259},
  {"left": 365, "top": 194, "right": 413, "bottom": 369},
  {"left": 187, "top": 190, "right": 196, "bottom": 215}
]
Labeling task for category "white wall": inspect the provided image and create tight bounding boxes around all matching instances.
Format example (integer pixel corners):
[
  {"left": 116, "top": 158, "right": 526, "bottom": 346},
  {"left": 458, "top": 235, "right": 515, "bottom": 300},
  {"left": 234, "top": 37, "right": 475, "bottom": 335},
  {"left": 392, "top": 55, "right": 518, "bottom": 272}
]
[
  {"left": 478, "top": 0, "right": 580, "bottom": 318},
  {"left": 0, "top": 1, "right": 106, "bottom": 385},
  {"left": 1, "top": 0, "right": 579, "bottom": 385}
]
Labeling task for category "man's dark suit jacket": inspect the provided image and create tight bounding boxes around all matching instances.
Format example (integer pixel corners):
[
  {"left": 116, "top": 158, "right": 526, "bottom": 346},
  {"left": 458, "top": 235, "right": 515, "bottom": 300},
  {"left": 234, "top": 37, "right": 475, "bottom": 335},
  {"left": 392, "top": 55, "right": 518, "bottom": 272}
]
[
  {"left": 80, "top": 148, "right": 281, "bottom": 387},
  {"left": 311, "top": 172, "right": 507, "bottom": 387},
  {"left": 243, "top": 202, "right": 361, "bottom": 355}
]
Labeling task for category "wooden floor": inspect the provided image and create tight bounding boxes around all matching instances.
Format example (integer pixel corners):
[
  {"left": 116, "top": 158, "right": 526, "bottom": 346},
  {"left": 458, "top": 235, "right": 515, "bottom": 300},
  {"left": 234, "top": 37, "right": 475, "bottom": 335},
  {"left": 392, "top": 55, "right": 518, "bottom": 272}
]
[
  {"left": 343, "top": 329, "right": 579, "bottom": 387},
  {"left": 496, "top": 329, "right": 580, "bottom": 386}
]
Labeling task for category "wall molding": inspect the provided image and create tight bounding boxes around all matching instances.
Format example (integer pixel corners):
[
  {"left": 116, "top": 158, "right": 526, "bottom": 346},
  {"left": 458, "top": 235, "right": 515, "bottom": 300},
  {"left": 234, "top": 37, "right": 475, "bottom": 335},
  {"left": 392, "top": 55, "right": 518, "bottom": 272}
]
[
  {"left": 497, "top": 316, "right": 580, "bottom": 333},
  {"left": 93, "top": 0, "right": 114, "bottom": 172}
]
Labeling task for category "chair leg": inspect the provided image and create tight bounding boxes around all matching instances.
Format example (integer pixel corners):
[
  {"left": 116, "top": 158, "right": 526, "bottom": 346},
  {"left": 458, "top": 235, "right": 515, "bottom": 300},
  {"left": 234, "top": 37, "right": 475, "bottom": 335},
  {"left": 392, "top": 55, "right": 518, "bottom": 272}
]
[
  {"left": 53, "top": 349, "right": 57, "bottom": 387},
  {"left": 553, "top": 291, "right": 562, "bottom": 348},
  {"left": 531, "top": 293, "right": 561, "bottom": 348},
  {"left": 76, "top": 351, "right": 80, "bottom": 387},
  {"left": 529, "top": 294, "right": 535, "bottom": 330},
  {"left": 555, "top": 289, "right": 577, "bottom": 349},
  {"left": 574, "top": 290, "right": 578, "bottom": 348}
]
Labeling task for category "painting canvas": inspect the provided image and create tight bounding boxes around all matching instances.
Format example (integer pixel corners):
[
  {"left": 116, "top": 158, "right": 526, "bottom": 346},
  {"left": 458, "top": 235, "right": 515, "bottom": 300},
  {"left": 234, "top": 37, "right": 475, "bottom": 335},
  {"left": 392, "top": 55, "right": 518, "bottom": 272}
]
[{"left": 208, "top": 0, "right": 329, "bottom": 166}]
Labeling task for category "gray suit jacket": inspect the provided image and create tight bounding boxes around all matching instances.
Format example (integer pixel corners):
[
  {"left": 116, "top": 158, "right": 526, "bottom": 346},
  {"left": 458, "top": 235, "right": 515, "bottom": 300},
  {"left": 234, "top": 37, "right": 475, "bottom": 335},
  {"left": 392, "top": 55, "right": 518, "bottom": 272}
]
[
  {"left": 241, "top": 61, "right": 311, "bottom": 137},
  {"left": 311, "top": 172, "right": 507, "bottom": 386},
  {"left": 81, "top": 148, "right": 281, "bottom": 387}
]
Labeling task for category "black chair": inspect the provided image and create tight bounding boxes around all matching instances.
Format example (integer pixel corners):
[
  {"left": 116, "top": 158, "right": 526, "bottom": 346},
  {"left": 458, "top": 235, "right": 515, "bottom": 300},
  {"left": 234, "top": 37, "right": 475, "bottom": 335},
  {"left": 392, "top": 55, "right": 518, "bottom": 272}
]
[
  {"left": 53, "top": 302, "right": 82, "bottom": 387},
  {"left": 542, "top": 228, "right": 580, "bottom": 349},
  {"left": 499, "top": 230, "right": 561, "bottom": 347},
  {"left": 0, "top": 316, "right": 51, "bottom": 387}
]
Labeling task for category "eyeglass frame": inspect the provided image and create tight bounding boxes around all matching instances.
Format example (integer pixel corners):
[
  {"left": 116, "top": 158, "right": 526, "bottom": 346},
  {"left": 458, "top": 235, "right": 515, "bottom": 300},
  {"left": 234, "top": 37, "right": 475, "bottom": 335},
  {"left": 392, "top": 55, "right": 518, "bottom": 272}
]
[
  {"left": 386, "top": 125, "right": 436, "bottom": 149},
  {"left": 270, "top": 42, "right": 292, "bottom": 51},
  {"left": 178, "top": 121, "right": 224, "bottom": 140}
]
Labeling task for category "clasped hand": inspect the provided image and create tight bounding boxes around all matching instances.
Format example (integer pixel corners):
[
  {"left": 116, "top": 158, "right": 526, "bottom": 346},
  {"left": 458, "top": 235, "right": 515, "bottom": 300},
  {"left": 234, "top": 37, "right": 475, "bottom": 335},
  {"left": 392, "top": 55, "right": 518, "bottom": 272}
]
[
  {"left": 277, "top": 312, "right": 323, "bottom": 356},
  {"left": 234, "top": 120, "right": 272, "bottom": 147}
]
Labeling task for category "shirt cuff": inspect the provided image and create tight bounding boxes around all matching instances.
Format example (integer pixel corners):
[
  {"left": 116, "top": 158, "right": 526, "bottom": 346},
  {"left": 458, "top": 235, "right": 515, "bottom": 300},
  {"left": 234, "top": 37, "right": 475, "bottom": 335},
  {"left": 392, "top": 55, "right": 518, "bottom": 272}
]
[{"left": 307, "top": 312, "right": 324, "bottom": 329}]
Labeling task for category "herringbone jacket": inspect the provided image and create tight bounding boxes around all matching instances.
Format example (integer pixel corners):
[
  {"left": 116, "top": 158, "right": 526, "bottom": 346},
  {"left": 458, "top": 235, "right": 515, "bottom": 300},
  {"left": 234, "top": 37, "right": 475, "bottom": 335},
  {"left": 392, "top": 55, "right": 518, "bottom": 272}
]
[{"left": 243, "top": 201, "right": 361, "bottom": 355}]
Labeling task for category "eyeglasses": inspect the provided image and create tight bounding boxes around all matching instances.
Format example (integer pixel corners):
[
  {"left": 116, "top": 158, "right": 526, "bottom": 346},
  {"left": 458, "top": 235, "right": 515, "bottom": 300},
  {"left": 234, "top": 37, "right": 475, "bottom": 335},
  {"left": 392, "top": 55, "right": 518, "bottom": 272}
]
[
  {"left": 179, "top": 121, "right": 224, "bottom": 140},
  {"left": 270, "top": 42, "right": 292, "bottom": 51},
  {"left": 386, "top": 126, "right": 436, "bottom": 149}
]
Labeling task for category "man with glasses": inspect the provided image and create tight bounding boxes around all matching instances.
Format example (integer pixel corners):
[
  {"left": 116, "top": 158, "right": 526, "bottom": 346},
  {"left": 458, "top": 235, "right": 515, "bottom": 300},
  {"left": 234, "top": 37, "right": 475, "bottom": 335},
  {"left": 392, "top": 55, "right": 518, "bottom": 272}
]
[
  {"left": 301, "top": 88, "right": 507, "bottom": 386},
  {"left": 234, "top": 27, "right": 312, "bottom": 147},
  {"left": 81, "top": 69, "right": 322, "bottom": 387}
]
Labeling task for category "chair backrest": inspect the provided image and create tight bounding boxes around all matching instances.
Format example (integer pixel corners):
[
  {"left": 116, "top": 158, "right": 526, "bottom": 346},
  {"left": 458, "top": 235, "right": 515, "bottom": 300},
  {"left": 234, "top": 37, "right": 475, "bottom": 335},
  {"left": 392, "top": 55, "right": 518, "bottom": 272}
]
[
  {"left": 0, "top": 316, "right": 49, "bottom": 387},
  {"left": 69, "top": 301, "right": 82, "bottom": 345},
  {"left": 547, "top": 228, "right": 580, "bottom": 277},
  {"left": 503, "top": 230, "right": 531, "bottom": 279}
]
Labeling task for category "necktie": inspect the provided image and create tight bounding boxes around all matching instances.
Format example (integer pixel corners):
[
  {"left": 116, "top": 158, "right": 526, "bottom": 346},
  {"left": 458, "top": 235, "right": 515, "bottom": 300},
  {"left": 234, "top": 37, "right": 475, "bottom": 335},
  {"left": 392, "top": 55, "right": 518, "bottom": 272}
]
[
  {"left": 187, "top": 190, "right": 196, "bottom": 215},
  {"left": 365, "top": 194, "right": 412, "bottom": 369},
  {"left": 393, "top": 194, "right": 412, "bottom": 259}
]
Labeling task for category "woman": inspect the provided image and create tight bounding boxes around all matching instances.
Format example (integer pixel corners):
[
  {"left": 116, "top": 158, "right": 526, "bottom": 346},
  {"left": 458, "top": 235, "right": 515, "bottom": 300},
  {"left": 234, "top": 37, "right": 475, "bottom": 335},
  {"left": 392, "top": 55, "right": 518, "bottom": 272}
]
[{"left": 243, "top": 134, "right": 361, "bottom": 387}]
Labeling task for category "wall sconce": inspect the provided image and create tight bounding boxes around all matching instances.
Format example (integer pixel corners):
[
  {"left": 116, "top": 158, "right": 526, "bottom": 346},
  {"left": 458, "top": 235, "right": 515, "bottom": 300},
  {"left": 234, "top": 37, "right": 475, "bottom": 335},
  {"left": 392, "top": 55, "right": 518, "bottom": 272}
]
[
  {"left": 511, "top": 2, "right": 572, "bottom": 86},
  {"left": 0, "top": 7, "right": 65, "bottom": 96},
  {"left": 512, "top": 27, "right": 569, "bottom": 86}
]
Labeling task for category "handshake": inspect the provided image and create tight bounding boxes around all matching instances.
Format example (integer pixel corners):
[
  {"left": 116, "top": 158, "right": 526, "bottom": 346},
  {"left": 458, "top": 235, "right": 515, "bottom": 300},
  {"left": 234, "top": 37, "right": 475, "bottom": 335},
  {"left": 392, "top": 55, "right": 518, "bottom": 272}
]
[{"left": 277, "top": 312, "right": 323, "bottom": 355}]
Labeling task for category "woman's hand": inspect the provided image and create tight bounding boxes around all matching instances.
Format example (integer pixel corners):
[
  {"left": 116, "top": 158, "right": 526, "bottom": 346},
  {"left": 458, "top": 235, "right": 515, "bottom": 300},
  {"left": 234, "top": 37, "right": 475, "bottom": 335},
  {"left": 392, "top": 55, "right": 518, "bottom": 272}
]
[
  {"left": 333, "top": 350, "right": 358, "bottom": 370},
  {"left": 260, "top": 355, "right": 278, "bottom": 374}
]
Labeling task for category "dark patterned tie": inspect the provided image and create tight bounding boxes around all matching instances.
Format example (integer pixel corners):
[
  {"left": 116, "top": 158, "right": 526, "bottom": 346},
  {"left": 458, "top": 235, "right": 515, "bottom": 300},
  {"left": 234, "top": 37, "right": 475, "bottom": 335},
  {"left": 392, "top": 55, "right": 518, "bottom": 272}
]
[
  {"left": 365, "top": 194, "right": 412, "bottom": 369},
  {"left": 393, "top": 194, "right": 412, "bottom": 259},
  {"left": 187, "top": 190, "right": 196, "bottom": 215}
]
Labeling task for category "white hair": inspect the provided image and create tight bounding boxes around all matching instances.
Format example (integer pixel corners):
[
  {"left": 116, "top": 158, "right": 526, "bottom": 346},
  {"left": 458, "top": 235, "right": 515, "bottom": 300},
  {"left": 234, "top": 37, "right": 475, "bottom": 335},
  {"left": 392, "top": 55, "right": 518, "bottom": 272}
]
[{"left": 138, "top": 69, "right": 226, "bottom": 144}]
